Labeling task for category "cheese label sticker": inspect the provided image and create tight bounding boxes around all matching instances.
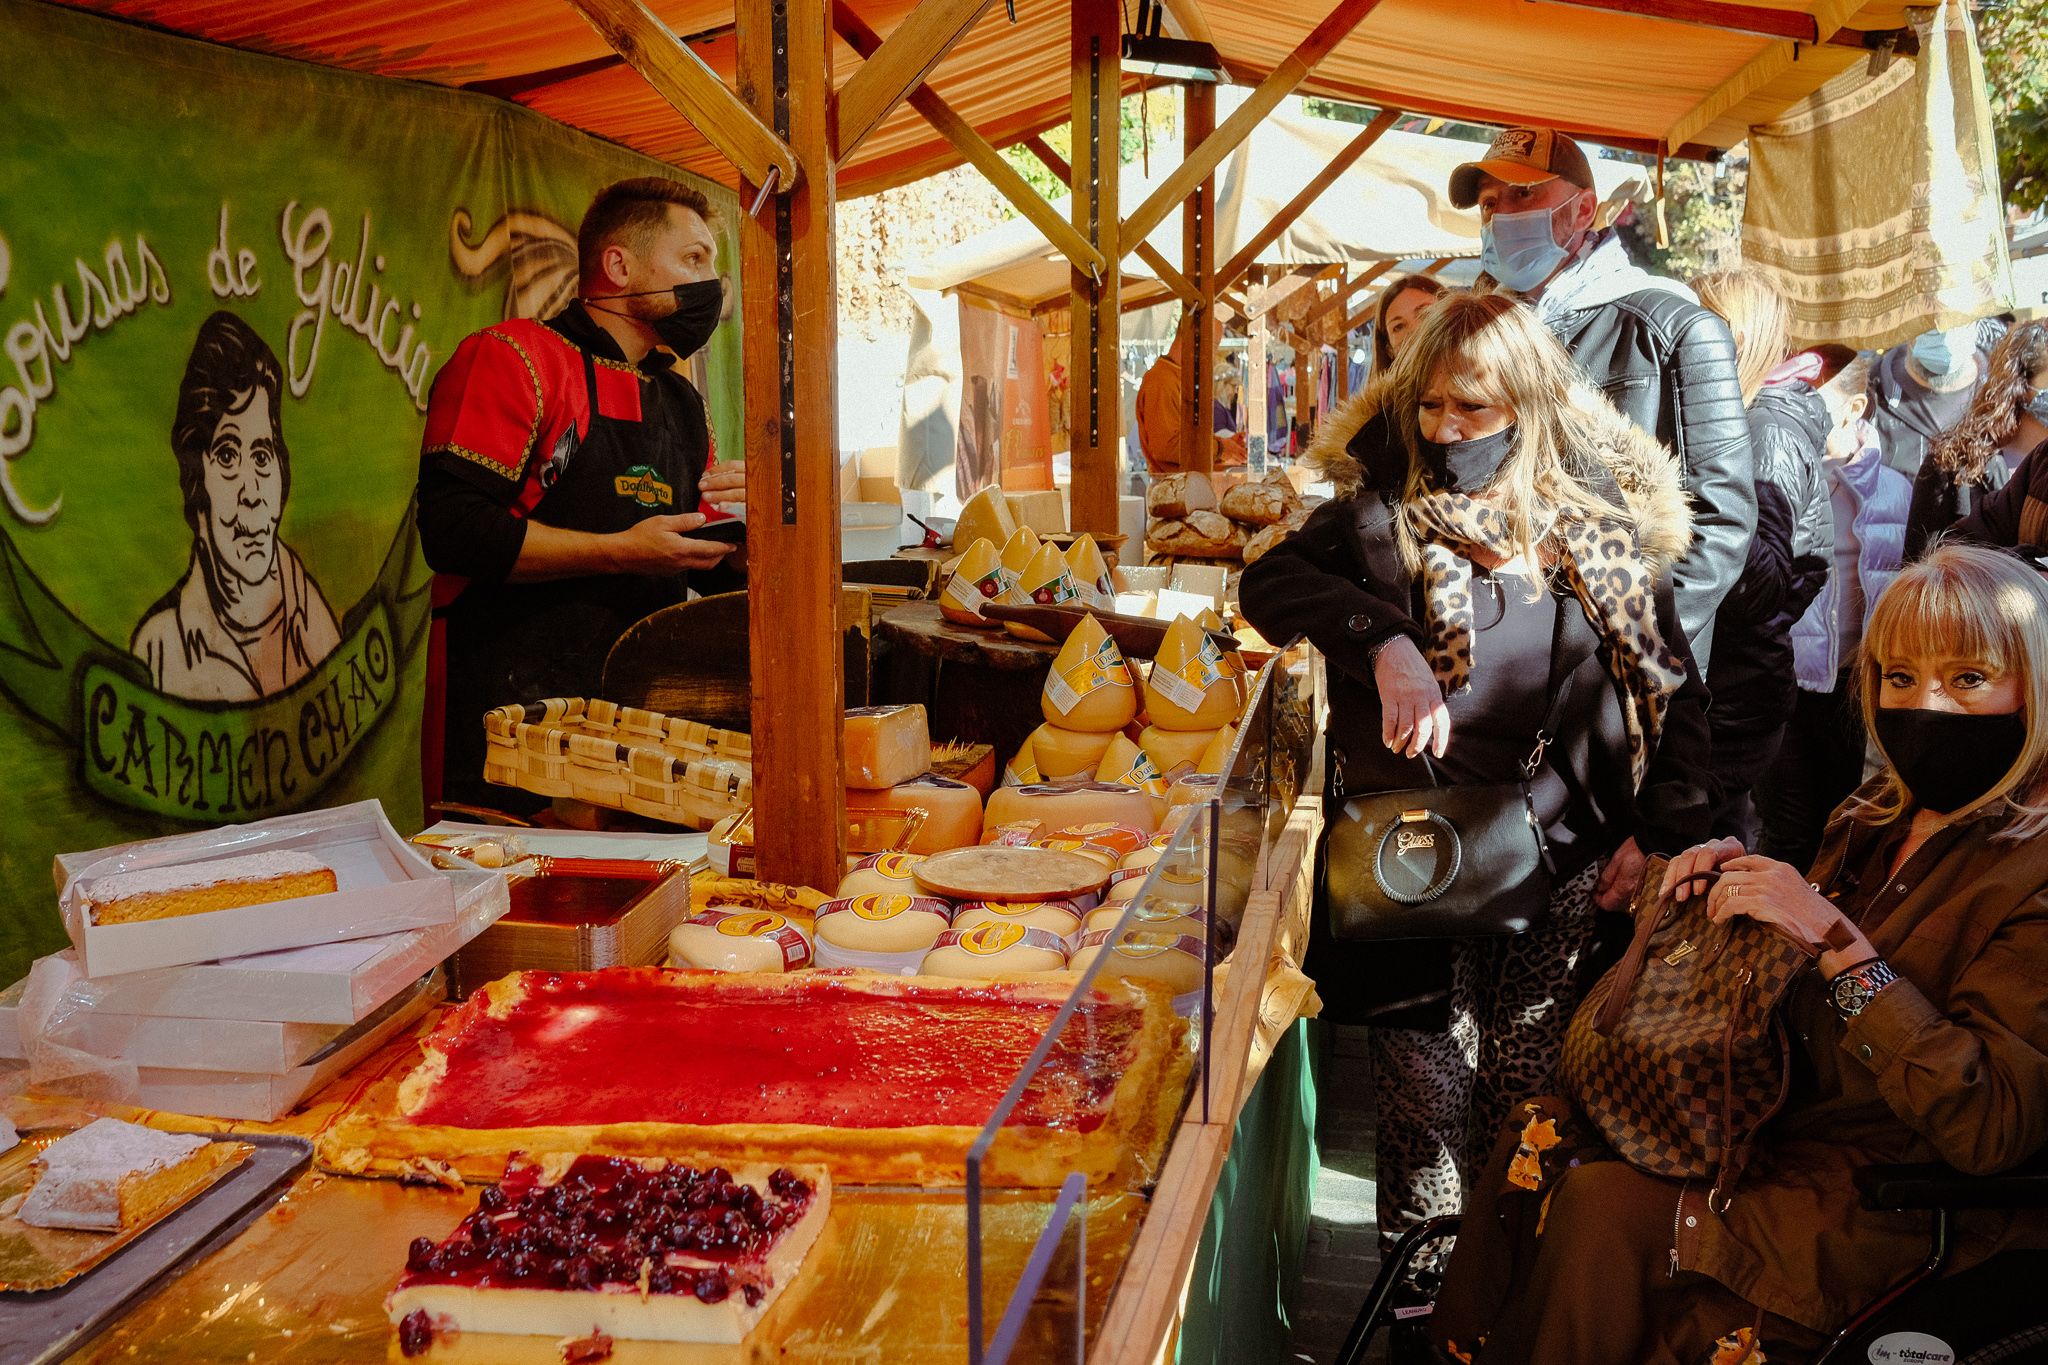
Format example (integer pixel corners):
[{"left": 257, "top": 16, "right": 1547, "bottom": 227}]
[
  {"left": 1002, "top": 750, "right": 1042, "bottom": 787},
  {"left": 710, "top": 910, "right": 788, "bottom": 937},
  {"left": 690, "top": 909, "right": 813, "bottom": 968},
  {"left": 816, "top": 893, "right": 945, "bottom": 922},
  {"left": 852, "top": 894, "right": 913, "bottom": 920},
  {"left": 961, "top": 899, "right": 1080, "bottom": 917},
  {"left": 1102, "top": 748, "right": 1166, "bottom": 796},
  {"left": 936, "top": 924, "right": 1071, "bottom": 958},
  {"left": 944, "top": 564, "right": 1012, "bottom": 611},
  {"left": 1045, "top": 636, "right": 1133, "bottom": 718},
  {"left": 1153, "top": 635, "right": 1228, "bottom": 713},
  {"left": 854, "top": 852, "right": 924, "bottom": 880},
  {"left": 1028, "top": 566, "right": 1080, "bottom": 606}
]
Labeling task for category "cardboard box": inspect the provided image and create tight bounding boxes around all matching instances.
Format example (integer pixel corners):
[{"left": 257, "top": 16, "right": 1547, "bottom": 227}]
[
  {"left": 0, "top": 976, "right": 348, "bottom": 1072},
  {"left": 57, "top": 802, "right": 458, "bottom": 979}
]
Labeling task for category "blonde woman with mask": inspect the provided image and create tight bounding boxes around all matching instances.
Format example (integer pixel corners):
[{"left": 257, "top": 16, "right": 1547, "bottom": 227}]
[
  {"left": 1431, "top": 542, "right": 2048, "bottom": 1365},
  {"left": 1240, "top": 291, "right": 1715, "bottom": 1256}
]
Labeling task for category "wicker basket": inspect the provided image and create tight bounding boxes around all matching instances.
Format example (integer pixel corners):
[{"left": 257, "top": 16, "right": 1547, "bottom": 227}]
[{"left": 484, "top": 698, "right": 753, "bottom": 830}]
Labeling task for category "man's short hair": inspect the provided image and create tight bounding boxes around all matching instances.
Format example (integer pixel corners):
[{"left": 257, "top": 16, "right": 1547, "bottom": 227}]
[
  {"left": 1821, "top": 351, "right": 1874, "bottom": 405},
  {"left": 577, "top": 177, "right": 715, "bottom": 286}
]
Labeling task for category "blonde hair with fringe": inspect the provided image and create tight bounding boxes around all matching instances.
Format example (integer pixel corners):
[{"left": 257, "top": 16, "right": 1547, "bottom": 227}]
[
  {"left": 1385, "top": 292, "right": 1629, "bottom": 579},
  {"left": 1693, "top": 267, "right": 1792, "bottom": 405},
  {"left": 1852, "top": 541, "right": 2048, "bottom": 838}
]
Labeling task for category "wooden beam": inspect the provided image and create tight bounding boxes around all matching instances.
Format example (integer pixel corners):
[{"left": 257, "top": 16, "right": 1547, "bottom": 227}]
[
  {"left": 1119, "top": 0, "right": 1383, "bottom": 257},
  {"left": 834, "top": 6, "right": 1105, "bottom": 278},
  {"left": 1212, "top": 107, "right": 1398, "bottom": 295},
  {"left": 1531, "top": 0, "right": 1816, "bottom": 41},
  {"left": 1022, "top": 134, "right": 1189, "bottom": 306},
  {"left": 1299, "top": 258, "right": 1392, "bottom": 328},
  {"left": 833, "top": 0, "right": 995, "bottom": 158},
  {"left": 1069, "top": 0, "right": 1122, "bottom": 534},
  {"left": 564, "top": 0, "right": 799, "bottom": 190},
  {"left": 1183, "top": 81, "right": 1218, "bottom": 476},
  {"left": 1664, "top": 0, "right": 1862, "bottom": 151},
  {"left": 736, "top": 0, "right": 845, "bottom": 889}
]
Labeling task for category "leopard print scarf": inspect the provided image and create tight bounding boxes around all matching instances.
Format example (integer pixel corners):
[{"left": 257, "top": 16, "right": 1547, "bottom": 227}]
[{"left": 1407, "top": 490, "right": 1688, "bottom": 785}]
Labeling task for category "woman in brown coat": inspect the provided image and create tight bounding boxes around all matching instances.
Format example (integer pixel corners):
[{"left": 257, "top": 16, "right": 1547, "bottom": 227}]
[{"left": 1430, "top": 541, "right": 2048, "bottom": 1365}]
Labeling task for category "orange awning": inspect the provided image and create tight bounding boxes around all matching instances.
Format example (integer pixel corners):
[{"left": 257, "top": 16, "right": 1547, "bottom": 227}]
[{"left": 50, "top": 0, "right": 1917, "bottom": 196}]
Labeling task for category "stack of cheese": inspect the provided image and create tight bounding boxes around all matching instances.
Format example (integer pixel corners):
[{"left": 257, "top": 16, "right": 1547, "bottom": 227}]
[
  {"left": 939, "top": 488, "right": 1119, "bottom": 637},
  {"left": 1145, "top": 469, "right": 1309, "bottom": 563},
  {"left": 1137, "top": 615, "right": 1246, "bottom": 780},
  {"left": 1009, "top": 616, "right": 1161, "bottom": 798},
  {"left": 842, "top": 705, "right": 986, "bottom": 855}
]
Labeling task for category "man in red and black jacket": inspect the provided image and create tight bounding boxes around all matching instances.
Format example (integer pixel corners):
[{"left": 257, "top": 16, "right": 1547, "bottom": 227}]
[{"left": 417, "top": 177, "right": 746, "bottom": 810}]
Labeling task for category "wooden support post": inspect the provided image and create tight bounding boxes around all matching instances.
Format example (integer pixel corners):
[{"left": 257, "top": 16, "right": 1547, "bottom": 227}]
[
  {"left": 1333, "top": 266, "right": 1349, "bottom": 402},
  {"left": 1246, "top": 275, "right": 1269, "bottom": 468},
  {"left": 564, "top": 0, "right": 798, "bottom": 190},
  {"left": 834, "top": 4, "right": 1106, "bottom": 278},
  {"left": 1212, "top": 107, "right": 1398, "bottom": 296},
  {"left": 833, "top": 0, "right": 997, "bottom": 158},
  {"left": 1293, "top": 332, "right": 1311, "bottom": 442},
  {"left": 1068, "top": 0, "right": 1121, "bottom": 535},
  {"left": 1119, "top": 0, "right": 1383, "bottom": 255},
  {"left": 1182, "top": 82, "right": 1217, "bottom": 477},
  {"left": 737, "top": 0, "right": 846, "bottom": 890}
]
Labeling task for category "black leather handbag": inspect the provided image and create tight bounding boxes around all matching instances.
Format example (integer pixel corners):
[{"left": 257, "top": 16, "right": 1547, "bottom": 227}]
[{"left": 1321, "top": 603, "right": 1571, "bottom": 941}]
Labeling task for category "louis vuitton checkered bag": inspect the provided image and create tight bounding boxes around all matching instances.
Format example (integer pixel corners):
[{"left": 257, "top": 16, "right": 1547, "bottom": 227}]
[{"left": 1557, "top": 859, "right": 1812, "bottom": 1209}]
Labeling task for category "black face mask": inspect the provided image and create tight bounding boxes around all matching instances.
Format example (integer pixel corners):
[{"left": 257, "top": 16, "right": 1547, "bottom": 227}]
[
  {"left": 584, "top": 278, "right": 725, "bottom": 361},
  {"left": 1417, "top": 424, "right": 1518, "bottom": 492},
  {"left": 1872, "top": 706, "right": 2027, "bottom": 814}
]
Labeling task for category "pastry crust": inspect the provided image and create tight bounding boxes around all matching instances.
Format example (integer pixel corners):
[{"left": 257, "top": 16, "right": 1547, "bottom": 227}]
[{"left": 320, "top": 968, "right": 1186, "bottom": 1189}]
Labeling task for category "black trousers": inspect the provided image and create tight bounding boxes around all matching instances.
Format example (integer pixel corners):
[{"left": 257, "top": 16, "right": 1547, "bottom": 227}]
[{"left": 1756, "top": 671, "right": 1866, "bottom": 877}]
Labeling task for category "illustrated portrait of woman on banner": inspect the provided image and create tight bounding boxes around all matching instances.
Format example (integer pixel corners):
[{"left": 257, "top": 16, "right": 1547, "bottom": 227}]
[{"left": 131, "top": 311, "right": 340, "bottom": 701}]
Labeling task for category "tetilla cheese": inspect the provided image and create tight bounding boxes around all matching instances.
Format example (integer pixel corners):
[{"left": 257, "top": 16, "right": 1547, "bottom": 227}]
[
  {"left": 1144, "top": 616, "right": 1241, "bottom": 730},
  {"left": 939, "top": 538, "right": 1011, "bottom": 627},
  {"left": 1068, "top": 927, "right": 1207, "bottom": 993},
  {"left": 1040, "top": 616, "right": 1138, "bottom": 731},
  {"left": 1196, "top": 607, "right": 1251, "bottom": 680},
  {"left": 837, "top": 851, "right": 931, "bottom": 899},
  {"left": 1195, "top": 724, "right": 1237, "bottom": 774},
  {"left": 1003, "top": 543, "right": 1081, "bottom": 641},
  {"left": 1138, "top": 724, "right": 1217, "bottom": 779},
  {"left": 1065, "top": 533, "right": 1116, "bottom": 610},
  {"left": 813, "top": 893, "right": 953, "bottom": 953},
  {"left": 847, "top": 774, "right": 984, "bottom": 854},
  {"left": 669, "top": 908, "right": 814, "bottom": 973},
  {"left": 999, "top": 526, "right": 1042, "bottom": 576},
  {"left": 844, "top": 705, "right": 932, "bottom": 790},
  {"left": 956, "top": 485, "right": 1018, "bottom": 552},
  {"left": 983, "top": 782, "right": 1161, "bottom": 840},
  {"left": 921, "top": 923, "right": 1071, "bottom": 978},
  {"left": 1095, "top": 734, "right": 1168, "bottom": 801},
  {"left": 952, "top": 899, "right": 1084, "bottom": 937},
  {"left": 1024, "top": 723, "right": 1114, "bottom": 781}
]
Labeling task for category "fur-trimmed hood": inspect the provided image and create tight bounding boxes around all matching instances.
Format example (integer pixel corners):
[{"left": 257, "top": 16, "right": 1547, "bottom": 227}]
[{"left": 1299, "top": 371, "right": 1695, "bottom": 573}]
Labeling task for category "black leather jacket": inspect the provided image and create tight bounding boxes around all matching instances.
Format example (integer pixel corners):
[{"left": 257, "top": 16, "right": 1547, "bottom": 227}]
[{"left": 1545, "top": 290, "right": 1757, "bottom": 668}]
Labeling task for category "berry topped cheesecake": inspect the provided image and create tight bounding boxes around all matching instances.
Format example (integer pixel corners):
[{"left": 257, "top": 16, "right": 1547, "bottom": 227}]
[{"left": 387, "top": 1152, "right": 828, "bottom": 1353}]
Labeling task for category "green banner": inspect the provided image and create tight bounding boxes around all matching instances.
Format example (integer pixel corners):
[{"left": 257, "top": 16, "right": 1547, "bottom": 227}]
[{"left": 0, "top": 0, "right": 743, "bottom": 982}]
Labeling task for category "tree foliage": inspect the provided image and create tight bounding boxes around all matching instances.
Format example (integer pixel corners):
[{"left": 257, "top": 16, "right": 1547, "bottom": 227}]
[{"left": 1980, "top": 0, "right": 2048, "bottom": 213}]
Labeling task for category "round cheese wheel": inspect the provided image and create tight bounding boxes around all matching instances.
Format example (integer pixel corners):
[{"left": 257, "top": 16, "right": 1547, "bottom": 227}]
[
  {"left": 1027, "top": 723, "right": 1115, "bottom": 780},
  {"left": 670, "top": 909, "right": 814, "bottom": 973},
  {"left": 1083, "top": 904, "right": 1208, "bottom": 938},
  {"left": 1068, "top": 927, "right": 1207, "bottom": 993},
  {"left": 1138, "top": 725, "right": 1217, "bottom": 778},
  {"left": 837, "top": 851, "right": 931, "bottom": 899},
  {"left": 848, "top": 775, "right": 985, "bottom": 854},
  {"left": 982, "top": 782, "right": 1162, "bottom": 840},
  {"left": 1168, "top": 773, "right": 1228, "bottom": 809},
  {"left": 813, "top": 894, "right": 953, "bottom": 953},
  {"left": 921, "top": 923, "right": 1071, "bottom": 978},
  {"left": 952, "top": 899, "right": 1083, "bottom": 937},
  {"left": 1099, "top": 863, "right": 1152, "bottom": 905}
]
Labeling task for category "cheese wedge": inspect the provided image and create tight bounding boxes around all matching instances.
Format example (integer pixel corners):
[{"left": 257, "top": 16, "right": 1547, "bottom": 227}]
[
  {"left": 844, "top": 705, "right": 932, "bottom": 789},
  {"left": 1025, "top": 722, "right": 1115, "bottom": 781},
  {"left": 1144, "top": 616, "right": 1241, "bottom": 730},
  {"left": 1041, "top": 615, "right": 1138, "bottom": 731},
  {"left": 939, "top": 538, "right": 1011, "bottom": 627},
  {"left": 956, "top": 485, "right": 1018, "bottom": 551},
  {"left": 1066, "top": 533, "right": 1116, "bottom": 611}
]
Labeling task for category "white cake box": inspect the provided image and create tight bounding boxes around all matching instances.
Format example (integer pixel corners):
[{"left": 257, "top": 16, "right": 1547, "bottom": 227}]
[
  {"left": 56, "top": 801, "right": 458, "bottom": 978},
  {"left": 0, "top": 974, "right": 349, "bottom": 1071}
]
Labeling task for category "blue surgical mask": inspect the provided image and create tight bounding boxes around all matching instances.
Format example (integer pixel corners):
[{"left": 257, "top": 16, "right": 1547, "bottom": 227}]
[
  {"left": 1908, "top": 326, "right": 1973, "bottom": 379},
  {"left": 1481, "top": 203, "right": 1572, "bottom": 293}
]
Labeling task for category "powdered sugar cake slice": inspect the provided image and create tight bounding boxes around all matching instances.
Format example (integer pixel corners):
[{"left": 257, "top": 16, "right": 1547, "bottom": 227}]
[
  {"left": 85, "top": 850, "right": 338, "bottom": 924},
  {"left": 18, "top": 1117, "right": 249, "bottom": 1231},
  {"left": 386, "top": 1153, "right": 828, "bottom": 1351}
]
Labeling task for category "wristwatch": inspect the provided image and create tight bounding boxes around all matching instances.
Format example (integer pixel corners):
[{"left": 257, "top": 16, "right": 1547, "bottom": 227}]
[{"left": 1829, "top": 959, "right": 1900, "bottom": 1018}]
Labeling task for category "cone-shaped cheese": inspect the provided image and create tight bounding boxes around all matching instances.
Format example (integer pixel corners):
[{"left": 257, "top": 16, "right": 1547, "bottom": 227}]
[
  {"left": 1066, "top": 533, "right": 1116, "bottom": 611},
  {"left": 938, "top": 538, "right": 1011, "bottom": 627},
  {"left": 1040, "top": 615, "right": 1138, "bottom": 730},
  {"left": 1195, "top": 722, "right": 1238, "bottom": 774},
  {"left": 1139, "top": 724, "right": 1217, "bottom": 779},
  {"left": 1144, "top": 616, "right": 1241, "bottom": 730},
  {"left": 1002, "top": 542, "right": 1080, "bottom": 641},
  {"left": 1095, "top": 733, "right": 1168, "bottom": 798},
  {"left": 999, "top": 526, "right": 1042, "bottom": 575},
  {"left": 1001, "top": 744, "right": 1042, "bottom": 787},
  {"left": 1195, "top": 606, "right": 1250, "bottom": 680},
  {"left": 956, "top": 485, "right": 1017, "bottom": 551},
  {"left": 1026, "top": 722, "right": 1115, "bottom": 780}
]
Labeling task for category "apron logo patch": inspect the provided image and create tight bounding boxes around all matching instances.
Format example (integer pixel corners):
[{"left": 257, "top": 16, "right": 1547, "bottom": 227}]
[{"left": 614, "top": 464, "right": 674, "bottom": 507}]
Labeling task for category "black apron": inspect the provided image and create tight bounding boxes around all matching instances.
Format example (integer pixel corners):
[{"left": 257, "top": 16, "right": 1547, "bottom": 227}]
[{"left": 439, "top": 313, "right": 713, "bottom": 807}]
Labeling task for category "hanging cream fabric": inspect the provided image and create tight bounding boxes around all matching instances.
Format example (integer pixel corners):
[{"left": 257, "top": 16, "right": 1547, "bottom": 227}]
[{"left": 1743, "top": 0, "right": 2014, "bottom": 349}]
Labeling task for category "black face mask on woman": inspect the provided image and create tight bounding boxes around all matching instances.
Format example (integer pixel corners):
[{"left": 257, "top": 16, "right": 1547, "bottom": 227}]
[
  {"left": 1417, "top": 424, "right": 1518, "bottom": 492},
  {"left": 1871, "top": 706, "right": 2027, "bottom": 814},
  {"left": 584, "top": 278, "right": 725, "bottom": 360}
]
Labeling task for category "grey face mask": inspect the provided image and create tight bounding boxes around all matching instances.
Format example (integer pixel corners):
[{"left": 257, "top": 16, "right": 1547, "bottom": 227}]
[{"left": 2025, "top": 388, "right": 2048, "bottom": 425}]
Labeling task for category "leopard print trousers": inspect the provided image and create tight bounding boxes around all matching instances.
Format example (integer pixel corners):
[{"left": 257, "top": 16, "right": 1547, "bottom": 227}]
[{"left": 1367, "top": 863, "right": 1601, "bottom": 1252}]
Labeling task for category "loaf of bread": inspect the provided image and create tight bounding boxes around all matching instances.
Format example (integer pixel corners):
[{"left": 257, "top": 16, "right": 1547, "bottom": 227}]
[
  {"left": 1219, "top": 479, "right": 1298, "bottom": 527},
  {"left": 1243, "top": 521, "right": 1293, "bottom": 565},
  {"left": 1147, "top": 512, "right": 1241, "bottom": 559},
  {"left": 1146, "top": 472, "right": 1216, "bottom": 520}
]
